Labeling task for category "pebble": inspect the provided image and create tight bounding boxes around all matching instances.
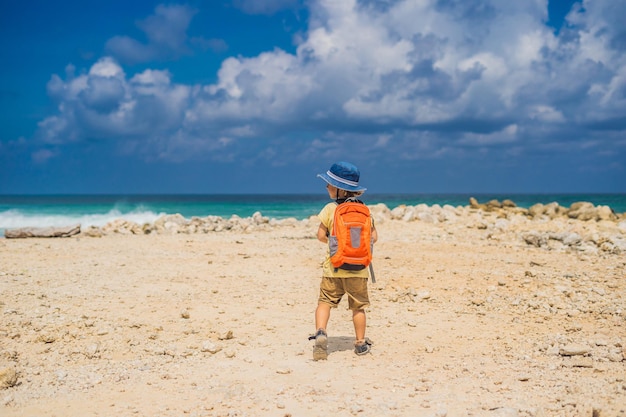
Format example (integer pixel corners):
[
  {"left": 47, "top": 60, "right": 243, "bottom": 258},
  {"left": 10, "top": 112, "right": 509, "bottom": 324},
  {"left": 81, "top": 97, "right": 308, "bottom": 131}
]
[
  {"left": 56, "top": 370, "right": 68, "bottom": 382},
  {"left": 0, "top": 368, "right": 18, "bottom": 389},
  {"left": 559, "top": 344, "right": 591, "bottom": 356},
  {"left": 201, "top": 341, "right": 222, "bottom": 354},
  {"left": 418, "top": 291, "right": 431, "bottom": 300},
  {"left": 37, "top": 334, "right": 56, "bottom": 344},
  {"left": 85, "top": 343, "right": 100, "bottom": 359},
  {"left": 490, "top": 407, "right": 519, "bottom": 417},
  {"left": 218, "top": 330, "right": 234, "bottom": 340}
]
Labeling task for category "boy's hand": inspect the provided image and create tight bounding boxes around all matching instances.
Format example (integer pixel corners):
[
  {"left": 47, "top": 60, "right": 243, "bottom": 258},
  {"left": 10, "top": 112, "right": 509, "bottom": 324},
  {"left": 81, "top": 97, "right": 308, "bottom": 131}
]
[{"left": 317, "top": 223, "right": 329, "bottom": 243}]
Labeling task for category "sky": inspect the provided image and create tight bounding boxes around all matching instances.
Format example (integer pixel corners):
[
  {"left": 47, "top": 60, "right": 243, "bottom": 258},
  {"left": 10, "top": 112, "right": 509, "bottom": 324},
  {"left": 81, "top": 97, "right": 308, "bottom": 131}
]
[{"left": 1, "top": 0, "right": 625, "bottom": 195}]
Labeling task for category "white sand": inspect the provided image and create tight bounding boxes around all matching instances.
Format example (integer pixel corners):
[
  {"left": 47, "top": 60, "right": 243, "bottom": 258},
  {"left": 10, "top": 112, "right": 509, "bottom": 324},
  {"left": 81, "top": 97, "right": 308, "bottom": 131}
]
[{"left": 1, "top": 213, "right": 625, "bottom": 416}]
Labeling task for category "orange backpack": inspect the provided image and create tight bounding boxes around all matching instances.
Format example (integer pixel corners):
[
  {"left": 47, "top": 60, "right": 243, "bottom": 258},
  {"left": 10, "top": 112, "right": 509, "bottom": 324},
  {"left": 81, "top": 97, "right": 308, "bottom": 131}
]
[{"left": 329, "top": 199, "right": 373, "bottom": 271}]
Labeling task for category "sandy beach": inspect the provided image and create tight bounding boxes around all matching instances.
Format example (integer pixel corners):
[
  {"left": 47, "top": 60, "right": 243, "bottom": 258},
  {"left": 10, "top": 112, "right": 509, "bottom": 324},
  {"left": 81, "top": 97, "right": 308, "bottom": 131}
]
[{"left": 1, "top": 202, "right": 625, "bottom": 417}]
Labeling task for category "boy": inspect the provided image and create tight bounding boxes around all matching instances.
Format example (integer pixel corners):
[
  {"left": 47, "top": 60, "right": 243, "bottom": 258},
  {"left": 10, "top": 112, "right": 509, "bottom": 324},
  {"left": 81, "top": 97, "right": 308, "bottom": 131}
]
[{"left": 311, "top": 161, "right": 378, "bottom": 360}]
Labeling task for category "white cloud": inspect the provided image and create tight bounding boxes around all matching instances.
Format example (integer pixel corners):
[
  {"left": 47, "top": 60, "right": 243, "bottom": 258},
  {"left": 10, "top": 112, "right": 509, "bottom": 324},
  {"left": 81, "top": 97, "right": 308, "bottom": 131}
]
[
  {"left": 528, "top": 105, "right": 566, "bottom": 123},
  {"left": 36, "top": 0, "right": 626, "bottom": 164},
  {"left": 105, "top": 4, "right": 198, "bottom": 64},
  {"left": 39, "top": 57, "right": 191, "bottom": 145},
  {"left": 459, "top": 124, "right": 519, "bottom": 146}
]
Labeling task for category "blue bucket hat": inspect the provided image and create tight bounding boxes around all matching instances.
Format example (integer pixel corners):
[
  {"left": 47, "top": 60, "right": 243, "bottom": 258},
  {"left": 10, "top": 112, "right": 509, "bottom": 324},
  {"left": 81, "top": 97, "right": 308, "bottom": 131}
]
[{"left": 317, "top": 161, "right": 367, "bottom": 192}]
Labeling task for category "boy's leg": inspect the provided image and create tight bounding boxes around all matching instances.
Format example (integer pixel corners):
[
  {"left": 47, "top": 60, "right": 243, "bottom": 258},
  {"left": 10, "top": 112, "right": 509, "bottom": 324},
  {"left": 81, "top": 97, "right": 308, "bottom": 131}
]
[
  {"left": 313, "top": 278, "right": 343, "bottom": 361},
  {"left": 353, "top": 309, "right": 372, "bottom": 355},
  {"left": 352, "top": 309, "right": 366, "bottom": 341},
  {"left": 315, "top": 302, "right": 331, "bottom": 331}
]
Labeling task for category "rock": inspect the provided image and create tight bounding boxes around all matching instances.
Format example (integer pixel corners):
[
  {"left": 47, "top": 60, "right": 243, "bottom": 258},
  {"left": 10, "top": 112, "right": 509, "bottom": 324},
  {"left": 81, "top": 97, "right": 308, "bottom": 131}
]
[
  {"left": 596, "top": 205, "right": 616, "bottom": 221},
  {"left": 485, "top": 199, "right": 502, "bottom": 210},
  {"left": 154, "top": 214, "right": 188, "bottom": 234},
  {"left": 523, "top": 232, "right": 546, "bottom": 247},
  {"left": 4, "top": 224, "right": 81, "bottom": 239},
  {"left": 568, "top": 357, "right": 594, "bottom": 368},
  {"left": 559, "top": 344, "right": 591, "bottom": 356},
  {"left": 85, "top": 343, "right": 100, "bottom": 359},
  {"left": 37, "top": 334, "right": 56, "bottom": 344},
  {"left": 605, "top": 351, "right": 623, "bottom": 362},
  {"left": 528, "top": 203, "right": 545, "bottom": 218},
  {"left": 218, "top": 330, "right": 234, "bottom": 340},
  {"left": 0, "top": 368, "right": 18, "bottom": 389},
  {"left": 402, "top": 208, "right": 416, "bottom": 222},
  {"left": 561, "top": 233, "right": 582, "bottom": 246},
  {"left": 544, "top": 202, "right": 565, "bottom": 219},
  {"left": 417, "top": 291, "right": 431, "bottom": 300},
  {"left": 494, "top": 219, "right": 509, "bottom": 230},
  {"left": 201, "top": 341, "right": 222, "bottom": 354},
  {"left": 390, "top": 205, "right": 407, "bottom": 220},
  {"left": 102, "top": 219, "right": 143, "bottom": 234},
  {"left": 417, "top": 212, "right": 436, "bottom": 223},
  {"left": 490, "top": 407, "right": 519, "bottom": 417},
  {"left": 369, "top": 203, "right": 392, "bottom": 220},
  {"left": 56, "top": 370, "right": 68, "bottom": 382},
  {"left": 568, "top": 202, "right": 596, "bottom": 221},
  {"left": 82, "top": 226, "right": 103, "bottom": 238},
  {"left": 252, "top": 211, "right": 269, "bottom": 225}
]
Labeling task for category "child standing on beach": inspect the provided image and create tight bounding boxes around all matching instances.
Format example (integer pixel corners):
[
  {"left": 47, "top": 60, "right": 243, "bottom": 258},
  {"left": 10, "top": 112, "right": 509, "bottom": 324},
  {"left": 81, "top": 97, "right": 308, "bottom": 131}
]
[{"left": 311, "top": 161, "right": 378, "bottom": 361}]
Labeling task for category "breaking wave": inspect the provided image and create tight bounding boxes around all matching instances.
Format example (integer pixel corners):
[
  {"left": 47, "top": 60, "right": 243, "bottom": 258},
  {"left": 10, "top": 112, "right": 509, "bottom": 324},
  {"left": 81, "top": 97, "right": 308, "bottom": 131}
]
[{"left": 0, "top": 208, "right": 166, "bottom": 230}]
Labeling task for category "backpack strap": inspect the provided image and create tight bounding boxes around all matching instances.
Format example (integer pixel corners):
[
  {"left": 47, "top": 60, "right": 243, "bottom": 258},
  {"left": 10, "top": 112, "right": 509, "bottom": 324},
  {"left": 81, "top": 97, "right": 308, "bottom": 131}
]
[{"left": 335, "top": 197, "right": 363, "bottom": 205}]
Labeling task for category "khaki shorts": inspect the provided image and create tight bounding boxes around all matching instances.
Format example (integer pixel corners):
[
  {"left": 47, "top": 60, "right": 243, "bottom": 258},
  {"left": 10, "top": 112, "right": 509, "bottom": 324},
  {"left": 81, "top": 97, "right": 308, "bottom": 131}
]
[{"left": 318, "top": 277, "right": 370, "bottom": 310}]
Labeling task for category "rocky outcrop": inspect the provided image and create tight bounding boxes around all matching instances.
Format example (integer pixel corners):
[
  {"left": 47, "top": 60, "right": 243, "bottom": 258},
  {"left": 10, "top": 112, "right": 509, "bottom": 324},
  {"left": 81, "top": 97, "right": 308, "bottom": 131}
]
[
  {"left": 70, "top": 198, "right": 624, "bottom": 256},
  {"left": 93, "top": 211, "right": 302, "bottom": 236},
  {"left": 4, "top": 224, "right": 80, "bottom": 239},
  {"left": 6, "top": 198, "right": 622, "bottom": 257}
]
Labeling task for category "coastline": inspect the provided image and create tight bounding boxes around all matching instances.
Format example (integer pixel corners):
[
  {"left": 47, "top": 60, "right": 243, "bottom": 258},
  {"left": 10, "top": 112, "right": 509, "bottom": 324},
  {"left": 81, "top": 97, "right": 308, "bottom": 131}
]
[
  {"left": 2, "top": 195, "right": 626, "bottom": 239},
  {"left": 1, "top": 193, "right": 626, "bottom": 232},
  {"left": 1, "top": 196, "right": 625, "bottom": 415}
]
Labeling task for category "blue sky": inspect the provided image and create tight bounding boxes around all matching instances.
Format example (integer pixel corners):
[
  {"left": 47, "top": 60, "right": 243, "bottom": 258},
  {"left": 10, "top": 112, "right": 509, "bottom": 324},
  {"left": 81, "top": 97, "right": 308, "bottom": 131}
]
[{"left": 1, "top": 0, "right": 624, "bottom": 195}]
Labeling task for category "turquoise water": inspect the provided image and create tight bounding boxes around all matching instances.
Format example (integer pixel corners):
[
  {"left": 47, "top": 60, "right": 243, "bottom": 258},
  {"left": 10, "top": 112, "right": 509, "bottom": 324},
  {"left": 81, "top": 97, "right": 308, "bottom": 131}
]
[{"left": 1, "top": 194, "right": 625, "bottom": 234}]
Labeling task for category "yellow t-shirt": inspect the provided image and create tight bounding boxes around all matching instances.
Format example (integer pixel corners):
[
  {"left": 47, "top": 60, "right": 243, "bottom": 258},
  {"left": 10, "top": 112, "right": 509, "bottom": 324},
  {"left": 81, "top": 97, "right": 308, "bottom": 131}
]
[{"left": 318, "top": 202, "right": 371, "bottom": 278}]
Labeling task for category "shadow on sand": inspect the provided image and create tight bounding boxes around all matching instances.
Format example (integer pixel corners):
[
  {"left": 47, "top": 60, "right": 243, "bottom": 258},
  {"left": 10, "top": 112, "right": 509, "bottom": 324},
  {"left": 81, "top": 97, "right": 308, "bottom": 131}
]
[{"left": 327, "top": 336, "right": 357, "bottom": 354}]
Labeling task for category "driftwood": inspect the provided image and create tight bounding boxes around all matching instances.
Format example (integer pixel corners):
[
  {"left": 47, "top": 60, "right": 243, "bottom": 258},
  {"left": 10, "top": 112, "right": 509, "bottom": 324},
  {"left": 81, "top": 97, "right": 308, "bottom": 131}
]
[{"left": 4, "top": 224, "right": 81, "bottom": 239}]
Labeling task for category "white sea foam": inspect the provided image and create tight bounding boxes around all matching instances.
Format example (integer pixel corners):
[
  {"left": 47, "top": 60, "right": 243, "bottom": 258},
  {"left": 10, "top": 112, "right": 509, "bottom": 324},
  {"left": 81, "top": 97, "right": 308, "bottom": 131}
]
[{"left": 0, "top": 209, "right": 166, "bottom": 230}]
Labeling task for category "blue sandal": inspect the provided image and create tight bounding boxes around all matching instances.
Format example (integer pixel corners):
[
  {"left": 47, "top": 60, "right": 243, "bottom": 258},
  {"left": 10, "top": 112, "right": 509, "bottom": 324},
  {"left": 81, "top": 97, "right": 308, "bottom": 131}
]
[{"left": 354, "top": 338, "right": 372, "bottom": 356}]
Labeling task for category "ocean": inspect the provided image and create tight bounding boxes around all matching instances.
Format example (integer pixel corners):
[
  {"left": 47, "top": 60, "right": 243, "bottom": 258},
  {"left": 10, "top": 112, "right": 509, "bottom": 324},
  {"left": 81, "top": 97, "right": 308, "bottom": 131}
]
[{"left": 1, "top": 193, "right": 625, "bottom": 236}]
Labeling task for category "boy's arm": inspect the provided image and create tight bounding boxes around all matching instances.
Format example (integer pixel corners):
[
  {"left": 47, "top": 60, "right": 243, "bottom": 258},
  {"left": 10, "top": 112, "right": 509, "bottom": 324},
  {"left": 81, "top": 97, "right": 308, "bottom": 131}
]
[
  {"left": 371, "top": 216, "right": 378, "bottom": 243},
  {"left": 317, "top": 222, "right": 329, "bottom": 243}
]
